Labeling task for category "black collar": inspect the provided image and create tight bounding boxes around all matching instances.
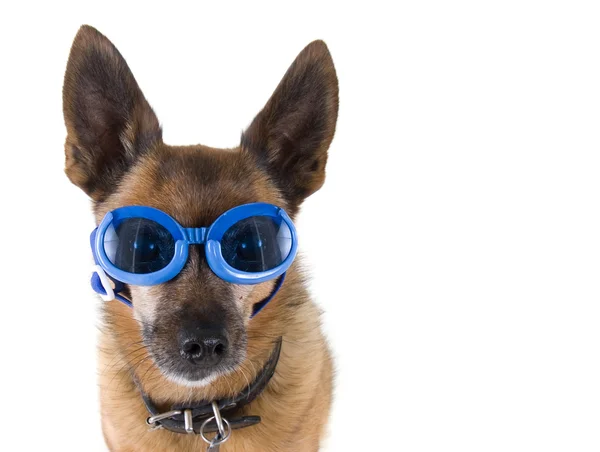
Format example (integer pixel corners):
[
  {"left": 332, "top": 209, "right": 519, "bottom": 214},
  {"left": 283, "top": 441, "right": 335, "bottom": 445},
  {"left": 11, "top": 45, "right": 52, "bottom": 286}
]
[{"left": 141, "top": 337, "right": 282, "bottom": 435}]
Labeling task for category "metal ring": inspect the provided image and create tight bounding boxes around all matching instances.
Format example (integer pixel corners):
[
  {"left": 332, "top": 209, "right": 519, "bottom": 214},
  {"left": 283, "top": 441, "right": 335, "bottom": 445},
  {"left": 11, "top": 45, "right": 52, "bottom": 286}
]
[
  {"left": 200, "top": 417, "right": 232, "bottom": 445},
  {"left": 211, "top": 401, "right": 225, "bottom": 436}
]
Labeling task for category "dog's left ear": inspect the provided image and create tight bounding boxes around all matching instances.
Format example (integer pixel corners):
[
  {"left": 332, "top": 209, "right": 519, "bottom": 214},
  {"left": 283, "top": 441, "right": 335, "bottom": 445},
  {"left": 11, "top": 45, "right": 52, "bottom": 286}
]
[{"left": 242, "top": 41, "right": 339, "bottom": 213}]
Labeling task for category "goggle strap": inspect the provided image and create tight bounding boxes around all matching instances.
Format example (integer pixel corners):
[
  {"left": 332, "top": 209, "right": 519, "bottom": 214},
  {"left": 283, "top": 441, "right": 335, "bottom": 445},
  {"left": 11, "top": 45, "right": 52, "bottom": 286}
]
[
  {"left": 251, "top": 273, "right": 286, "bottom": 318},
  {"left": 91, "top": 266, "right": 133, "bottom": 308},
  {"left": 114, "top": 293, "right": 133, "bottom": 308},
  {"left": 90, "top": 267, "right": 284, "bottom": 316}
]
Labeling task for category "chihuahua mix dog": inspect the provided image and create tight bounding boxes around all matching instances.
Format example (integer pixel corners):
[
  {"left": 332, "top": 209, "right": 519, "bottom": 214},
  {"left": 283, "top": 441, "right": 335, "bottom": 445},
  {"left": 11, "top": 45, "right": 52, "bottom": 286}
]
[{"left": 63, "top": 26, "right": 338, "bottom": 451}]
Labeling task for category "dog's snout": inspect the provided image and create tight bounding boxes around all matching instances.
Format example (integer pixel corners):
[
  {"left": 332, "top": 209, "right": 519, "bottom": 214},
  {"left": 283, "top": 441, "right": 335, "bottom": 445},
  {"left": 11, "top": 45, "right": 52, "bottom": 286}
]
[{"left": 179, "top": 327, "right": 229, "bottom": 367}]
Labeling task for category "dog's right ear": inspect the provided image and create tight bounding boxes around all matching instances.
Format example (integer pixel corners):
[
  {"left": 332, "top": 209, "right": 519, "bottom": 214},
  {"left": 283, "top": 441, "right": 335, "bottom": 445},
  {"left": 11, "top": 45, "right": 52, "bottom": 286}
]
[{"left": 62, "top": 25, "right": 161, "bottom": 201}]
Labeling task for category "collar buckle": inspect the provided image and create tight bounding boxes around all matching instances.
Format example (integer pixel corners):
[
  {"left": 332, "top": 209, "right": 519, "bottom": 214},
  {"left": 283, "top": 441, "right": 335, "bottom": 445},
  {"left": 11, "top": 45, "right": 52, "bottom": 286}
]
[
  {"left": 146, "top": 409, "right": 182, "bottom": 426},
  {"left": 183, "top": 409, "right": 194, "bottom": 434}
]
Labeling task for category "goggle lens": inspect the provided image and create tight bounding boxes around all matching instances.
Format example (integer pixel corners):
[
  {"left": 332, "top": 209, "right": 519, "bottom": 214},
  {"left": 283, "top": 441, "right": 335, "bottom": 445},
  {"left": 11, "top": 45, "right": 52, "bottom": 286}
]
[
  {"left": 104, "top": 218, "right": 176, "bottom": 274},
  {"left": 220, "top": 215, "right": 293, "bottom": 272}
]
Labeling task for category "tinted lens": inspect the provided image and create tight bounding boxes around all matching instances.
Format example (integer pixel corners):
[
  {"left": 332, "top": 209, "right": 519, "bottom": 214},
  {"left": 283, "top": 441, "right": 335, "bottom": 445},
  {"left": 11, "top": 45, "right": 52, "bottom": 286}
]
[
  {"left": 103, "top": 218, "right": 176, "bottom": 274},
  {"left": 221, "top": 216, "right": 292, "bottom": 273}
]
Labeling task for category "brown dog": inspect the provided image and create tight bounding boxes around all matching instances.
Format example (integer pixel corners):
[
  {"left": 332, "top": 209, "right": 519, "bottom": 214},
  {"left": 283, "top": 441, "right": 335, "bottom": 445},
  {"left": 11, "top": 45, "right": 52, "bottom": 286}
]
[{"left": 63, "top": 25, "right": 338, "bottom": 451}]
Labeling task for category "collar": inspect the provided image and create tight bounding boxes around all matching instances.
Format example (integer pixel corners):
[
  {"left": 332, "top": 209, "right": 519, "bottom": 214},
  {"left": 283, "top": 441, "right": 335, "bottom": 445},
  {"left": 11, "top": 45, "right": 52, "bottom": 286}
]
[{"left": 141, "top": 337, "right": 282, "bottom": 436}]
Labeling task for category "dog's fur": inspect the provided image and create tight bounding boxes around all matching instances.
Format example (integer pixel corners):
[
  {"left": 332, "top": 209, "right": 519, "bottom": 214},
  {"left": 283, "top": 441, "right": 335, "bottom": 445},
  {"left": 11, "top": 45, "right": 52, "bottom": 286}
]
[{"left": 63, "top": 25, "right": 338, "bottom": 451}]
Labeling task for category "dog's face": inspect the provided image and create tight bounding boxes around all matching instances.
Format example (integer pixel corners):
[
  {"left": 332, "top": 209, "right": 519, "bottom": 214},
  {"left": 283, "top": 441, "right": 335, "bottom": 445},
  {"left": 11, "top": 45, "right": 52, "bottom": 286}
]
[{"left": 63, "top": 26, "right": 338, "bottom": 386}]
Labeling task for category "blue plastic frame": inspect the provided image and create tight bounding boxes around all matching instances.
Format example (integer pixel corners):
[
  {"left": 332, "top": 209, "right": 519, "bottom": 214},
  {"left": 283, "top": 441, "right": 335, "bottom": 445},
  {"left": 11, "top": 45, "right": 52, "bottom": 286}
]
[{"left": 92, "top": 202, "right": 297, "bottom": 286}]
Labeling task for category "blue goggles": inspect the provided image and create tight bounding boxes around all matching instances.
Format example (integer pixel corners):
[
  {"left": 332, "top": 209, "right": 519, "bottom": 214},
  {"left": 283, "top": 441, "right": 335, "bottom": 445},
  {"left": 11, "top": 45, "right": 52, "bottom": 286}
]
[{"left": 90, "top": 203, "right": 298, "bottom": 309}]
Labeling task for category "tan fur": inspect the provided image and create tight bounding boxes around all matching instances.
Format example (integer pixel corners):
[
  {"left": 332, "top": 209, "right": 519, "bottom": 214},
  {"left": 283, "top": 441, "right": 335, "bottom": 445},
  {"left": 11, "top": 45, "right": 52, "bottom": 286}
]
[
  {"left": 98, "top": 270, "right": 332, "bottom": 451},
  {"left": 63, "top": 25, "right": 338, "bottom": 451},
  {"left": 94, "top": 146, "right": 332, "bottom": 450}
]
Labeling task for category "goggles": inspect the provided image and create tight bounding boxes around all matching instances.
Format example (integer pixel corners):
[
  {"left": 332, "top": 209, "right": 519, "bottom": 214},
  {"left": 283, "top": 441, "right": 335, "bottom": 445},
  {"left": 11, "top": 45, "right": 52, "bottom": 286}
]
[{"left": 89, "top": 202, "right": 298, "bottom": 315}]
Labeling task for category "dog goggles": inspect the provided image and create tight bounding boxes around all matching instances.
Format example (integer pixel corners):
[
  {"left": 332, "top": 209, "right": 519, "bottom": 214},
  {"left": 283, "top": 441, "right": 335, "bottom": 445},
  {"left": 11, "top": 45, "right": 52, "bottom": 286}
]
[{"left": 89, "top": 203, "right": 297, "bottom": 313}]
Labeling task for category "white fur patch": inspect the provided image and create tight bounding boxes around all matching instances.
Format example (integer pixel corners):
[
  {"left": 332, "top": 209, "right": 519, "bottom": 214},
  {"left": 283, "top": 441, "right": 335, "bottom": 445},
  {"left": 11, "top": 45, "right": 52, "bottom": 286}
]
[
  {"left": 163, "top": 372, "right": 219, "bottom": 388},
  {"left": 130, "top": 285, "right": 161, "bottom": 324},
  {"left": 161, "top": 366, "right": 237, "bottom": 388}
]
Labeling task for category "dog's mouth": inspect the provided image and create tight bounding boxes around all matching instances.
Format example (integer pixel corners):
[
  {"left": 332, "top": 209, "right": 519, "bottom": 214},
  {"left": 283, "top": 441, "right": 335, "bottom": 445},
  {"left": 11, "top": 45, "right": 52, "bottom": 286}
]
[{"left": 151, "top": 358, "right": 236, "bottom": 388}]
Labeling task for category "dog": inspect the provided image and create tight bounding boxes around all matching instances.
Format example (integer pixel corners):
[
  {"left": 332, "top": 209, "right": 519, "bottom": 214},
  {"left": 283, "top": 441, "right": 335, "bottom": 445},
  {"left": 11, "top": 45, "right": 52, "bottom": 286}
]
[{"left": 63, "top": 25, "right": 338, "bottom": 451}]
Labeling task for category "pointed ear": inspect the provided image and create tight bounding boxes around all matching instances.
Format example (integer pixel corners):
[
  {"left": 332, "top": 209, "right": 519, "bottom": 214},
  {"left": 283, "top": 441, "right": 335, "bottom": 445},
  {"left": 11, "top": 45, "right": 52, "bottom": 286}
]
[
  {"left": 62, "top": 25, "right": 161, "bottom": 201},
  {"left": 242, "top": 40, "right": 339, "bottom": 212}
]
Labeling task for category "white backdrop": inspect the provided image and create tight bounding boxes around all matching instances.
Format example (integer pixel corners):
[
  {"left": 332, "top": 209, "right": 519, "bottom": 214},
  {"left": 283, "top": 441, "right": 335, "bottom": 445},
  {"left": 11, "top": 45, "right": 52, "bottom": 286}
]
[{"left": 1, "top": 1, "right": 599, "bottom": 451}]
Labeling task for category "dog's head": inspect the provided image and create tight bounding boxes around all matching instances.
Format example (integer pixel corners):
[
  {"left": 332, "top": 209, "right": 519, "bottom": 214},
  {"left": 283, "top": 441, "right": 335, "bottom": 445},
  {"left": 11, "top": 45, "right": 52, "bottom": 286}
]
[{"left": 63, "top": 26, "right": 338, "bottom": 387}]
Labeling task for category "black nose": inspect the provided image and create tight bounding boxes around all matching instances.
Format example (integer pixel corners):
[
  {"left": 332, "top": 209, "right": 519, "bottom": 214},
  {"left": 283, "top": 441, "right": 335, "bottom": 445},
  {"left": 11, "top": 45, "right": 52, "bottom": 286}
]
[{"left": 179, "top": 328, "right": 228, "bottom": 366}]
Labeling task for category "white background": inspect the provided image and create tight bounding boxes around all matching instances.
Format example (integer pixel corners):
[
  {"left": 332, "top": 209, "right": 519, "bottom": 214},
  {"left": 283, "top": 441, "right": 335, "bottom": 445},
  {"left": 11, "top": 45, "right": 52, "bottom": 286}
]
[{"left": 1, "top": 1, "right": 599, "bottom": 451}]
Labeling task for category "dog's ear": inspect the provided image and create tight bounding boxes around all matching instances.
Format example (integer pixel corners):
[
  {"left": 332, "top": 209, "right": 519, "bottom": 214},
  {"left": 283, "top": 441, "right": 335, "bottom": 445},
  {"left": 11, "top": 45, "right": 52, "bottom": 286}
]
[
  {"left": 62, "top": 25, "right": 161, "bottom": 201},
  {"left": 242, "top": 40, "right": 339, "bottom": 212}
]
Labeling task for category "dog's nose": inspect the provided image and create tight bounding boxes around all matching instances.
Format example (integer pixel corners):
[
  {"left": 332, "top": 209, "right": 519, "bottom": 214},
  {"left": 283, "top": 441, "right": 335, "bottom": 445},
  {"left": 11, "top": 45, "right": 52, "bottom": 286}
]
[{"left": 179, "top": 328, "right": 228, "bottom": 366}]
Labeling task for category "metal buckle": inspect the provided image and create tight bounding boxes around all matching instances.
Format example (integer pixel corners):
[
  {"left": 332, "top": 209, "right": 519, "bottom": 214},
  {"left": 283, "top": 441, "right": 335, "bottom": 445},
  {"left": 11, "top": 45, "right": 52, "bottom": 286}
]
[
  {"left": 146, "top": 409, "right": 182, "bottom": 426},
  {"left": 184, "top": 409, "right": 194, "bottom": 434},
  {"left": 200, "top": 401, "right": 232, "bottom": 448},
  {"left": 145, "top": 402, "right": 234, "bottom": 447},
  {"left": 146, "top": 408, "right": 208, "bottom": 436}
]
